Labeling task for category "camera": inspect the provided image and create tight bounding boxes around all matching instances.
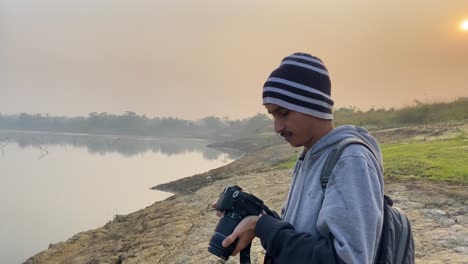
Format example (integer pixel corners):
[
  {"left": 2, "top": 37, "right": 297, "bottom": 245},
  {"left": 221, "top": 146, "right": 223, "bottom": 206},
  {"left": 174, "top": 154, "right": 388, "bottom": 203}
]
[{"left": 207, "top": 185, "right": 264, "bottom": 260}]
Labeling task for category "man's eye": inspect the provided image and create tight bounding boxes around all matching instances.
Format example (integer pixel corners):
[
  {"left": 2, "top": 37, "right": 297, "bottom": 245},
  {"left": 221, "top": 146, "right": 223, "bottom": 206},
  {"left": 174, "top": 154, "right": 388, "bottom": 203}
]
[{"left": 278, "top": 111, "right": 289, "bottom": 117}]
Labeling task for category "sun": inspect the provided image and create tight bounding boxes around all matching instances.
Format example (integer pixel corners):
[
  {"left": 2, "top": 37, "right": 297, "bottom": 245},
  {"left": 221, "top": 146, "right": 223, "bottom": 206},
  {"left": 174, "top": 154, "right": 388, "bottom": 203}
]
[{"left": 461, "top": 19, "right": 468, "bottom": 31}]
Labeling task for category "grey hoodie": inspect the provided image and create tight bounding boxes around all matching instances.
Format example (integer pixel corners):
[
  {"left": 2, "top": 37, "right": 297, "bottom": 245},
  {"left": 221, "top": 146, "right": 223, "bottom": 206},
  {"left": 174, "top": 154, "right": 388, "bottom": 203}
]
[{"left": 255, "top": 125, "right": 384, "bottom": 264}]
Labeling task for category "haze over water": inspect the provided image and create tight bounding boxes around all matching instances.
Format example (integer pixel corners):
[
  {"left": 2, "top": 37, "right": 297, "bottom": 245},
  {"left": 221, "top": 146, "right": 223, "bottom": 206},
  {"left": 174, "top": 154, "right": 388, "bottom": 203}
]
[{"left": 0, "top": 131, "right": 240, "bottom": 263}]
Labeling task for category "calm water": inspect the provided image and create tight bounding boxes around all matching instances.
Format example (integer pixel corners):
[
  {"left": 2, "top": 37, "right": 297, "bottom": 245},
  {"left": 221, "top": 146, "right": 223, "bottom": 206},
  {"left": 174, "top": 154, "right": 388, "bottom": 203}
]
[{"left": 0, "top": 131, "right": 241, "bottom": 264}]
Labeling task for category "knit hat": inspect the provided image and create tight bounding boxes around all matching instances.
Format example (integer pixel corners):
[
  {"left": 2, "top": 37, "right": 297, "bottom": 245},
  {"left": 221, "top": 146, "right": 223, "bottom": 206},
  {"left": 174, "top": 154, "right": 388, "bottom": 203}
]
[{"left": 262, "top": 52, "right": 334, "bottom": 120}]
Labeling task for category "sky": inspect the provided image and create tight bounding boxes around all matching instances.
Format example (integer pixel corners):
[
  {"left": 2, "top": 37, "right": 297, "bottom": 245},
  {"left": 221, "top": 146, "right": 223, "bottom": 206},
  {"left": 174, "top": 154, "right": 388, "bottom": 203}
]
[{"left": 2, "top": 0, "right": 468, "bottom": 120}]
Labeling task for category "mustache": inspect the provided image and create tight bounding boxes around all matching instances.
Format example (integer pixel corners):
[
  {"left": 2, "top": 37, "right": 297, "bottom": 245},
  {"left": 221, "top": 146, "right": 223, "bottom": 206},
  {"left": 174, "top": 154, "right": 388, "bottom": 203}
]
[{"left": 280, "top": 131, "right": 292, "bottom": 137}]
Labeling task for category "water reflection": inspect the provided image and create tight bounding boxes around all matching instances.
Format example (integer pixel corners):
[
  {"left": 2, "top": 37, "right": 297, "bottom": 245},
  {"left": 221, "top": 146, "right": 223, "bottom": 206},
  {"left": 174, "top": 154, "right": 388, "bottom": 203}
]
[
  {"left": 0, "top": 130, "right": 242, "bottom": 160},
  {"left": 0, "top": 130, "right": 242, "bottom": 264}
]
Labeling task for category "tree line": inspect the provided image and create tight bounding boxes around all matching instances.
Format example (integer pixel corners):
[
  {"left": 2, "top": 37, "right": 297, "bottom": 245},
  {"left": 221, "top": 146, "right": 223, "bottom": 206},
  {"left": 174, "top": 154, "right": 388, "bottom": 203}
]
[
  {"left": 1, "top": 97, "right": 466, "bottom": 139},
  {"left": 0, "top": 112, "right": 273, "bottom": 140}
]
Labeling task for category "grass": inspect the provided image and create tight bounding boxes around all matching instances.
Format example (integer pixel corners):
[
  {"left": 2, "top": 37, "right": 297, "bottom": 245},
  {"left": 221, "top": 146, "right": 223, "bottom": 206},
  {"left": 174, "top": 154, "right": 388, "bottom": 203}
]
[
  {"left": 270, "top": 134, "right": 468, "bottom": 183},
  {"left": 382, "top": 134, "right": 468, "bottom": 183},
  {"left": 271, "top": 155, "right": 297, "bottom": 170}
]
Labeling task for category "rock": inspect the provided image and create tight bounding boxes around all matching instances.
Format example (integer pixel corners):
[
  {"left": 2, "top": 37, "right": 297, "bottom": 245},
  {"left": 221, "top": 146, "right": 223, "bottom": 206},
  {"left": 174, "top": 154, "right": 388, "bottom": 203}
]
[
  {"left": 398, "top": 201, "right": 424, "bottom": 210},
  {"left": 454, "top": 215, "right": 468, "bottom": 225},
  {"left": 454, "top": 208, "right": 468, "bottom": 216},
  {"left": 174, "top": 255, "right": 190, "bottom": 264},
  {"left": 423, "top": 209, "right": 448, "bottom": 218},
  {"left": 392, "top": 195, "right": 409, "bottom": 202},
  {"left": 441, "top": 219, "right": 456, "bottom": 227},
  {"left": 438, "top": 239, "right": 454, "bottom": 248},
  {"left": 48, "top": 241, "right": 64, "bottom": 249},
  {"left": 453, "top": 246, "right": 468, "bottom": 254},
  {"left": 448, "top": 224, "right": 465, "bottom": 233},
  {"left": 118, "top": 253, "right": 128, "bottom": 262}
]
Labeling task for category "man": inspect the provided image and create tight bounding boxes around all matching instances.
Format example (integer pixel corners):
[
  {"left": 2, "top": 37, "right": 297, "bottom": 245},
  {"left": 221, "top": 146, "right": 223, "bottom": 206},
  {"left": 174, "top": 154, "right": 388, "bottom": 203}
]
[{"left": 219, "top": 52, "right": 384, "bottom": 263}]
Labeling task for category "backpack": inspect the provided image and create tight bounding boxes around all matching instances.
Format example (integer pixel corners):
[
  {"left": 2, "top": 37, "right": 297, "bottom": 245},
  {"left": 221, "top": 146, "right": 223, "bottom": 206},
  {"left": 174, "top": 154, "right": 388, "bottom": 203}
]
[{"left": 320, "top": 137, "right": 415, "bottom": 264}]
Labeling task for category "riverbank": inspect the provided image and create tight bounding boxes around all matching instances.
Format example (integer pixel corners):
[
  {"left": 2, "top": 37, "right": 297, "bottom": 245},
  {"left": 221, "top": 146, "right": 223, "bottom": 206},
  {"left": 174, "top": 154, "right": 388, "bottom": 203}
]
[
  {"left": 24, "top": 137, "right": 299, "bottom": 264},
  {"left": 25, "top": 122, "right": 468, "bottom": 263}
]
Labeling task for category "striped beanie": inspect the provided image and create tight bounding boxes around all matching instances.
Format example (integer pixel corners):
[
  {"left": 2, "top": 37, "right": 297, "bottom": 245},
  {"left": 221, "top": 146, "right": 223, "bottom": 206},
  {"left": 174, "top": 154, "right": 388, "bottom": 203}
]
[{"left": 262, "top": 52, "right": 334, "bottom": 120}]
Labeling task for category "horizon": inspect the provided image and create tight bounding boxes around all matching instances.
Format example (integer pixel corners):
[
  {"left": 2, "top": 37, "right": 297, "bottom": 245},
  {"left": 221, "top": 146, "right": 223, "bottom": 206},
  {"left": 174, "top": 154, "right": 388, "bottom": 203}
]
[
  {"left": 2, "top": 1, "right": 468, "bottom": 119},
  {"left": 1, "top": 96, "right": 466, "bottom": 121}
]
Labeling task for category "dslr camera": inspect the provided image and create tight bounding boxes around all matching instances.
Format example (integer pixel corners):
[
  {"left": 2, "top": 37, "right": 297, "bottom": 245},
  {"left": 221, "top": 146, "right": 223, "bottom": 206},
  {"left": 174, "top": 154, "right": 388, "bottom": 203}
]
[{"left": 207, "top": 185, "right": 264, "bottom": 260}]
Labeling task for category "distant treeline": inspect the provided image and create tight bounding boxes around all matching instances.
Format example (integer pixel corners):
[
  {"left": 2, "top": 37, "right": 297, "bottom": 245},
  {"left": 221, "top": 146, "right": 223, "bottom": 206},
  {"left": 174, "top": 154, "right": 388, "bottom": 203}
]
[
  {"left": 334, "top": 97, "right": 468, "bottom": 129},
  {"left": 1, "top": 97, "right": 466, "bottom": 138},
  {"left": 0, "top": 112, "right": 273, "bottom": 140}
]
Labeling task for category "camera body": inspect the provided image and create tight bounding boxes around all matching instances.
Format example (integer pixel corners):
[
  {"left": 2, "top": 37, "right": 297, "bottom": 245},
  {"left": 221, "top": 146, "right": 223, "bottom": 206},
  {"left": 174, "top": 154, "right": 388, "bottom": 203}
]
[{"left": 208, "top": 185, "right": 264, "bottom": 260}]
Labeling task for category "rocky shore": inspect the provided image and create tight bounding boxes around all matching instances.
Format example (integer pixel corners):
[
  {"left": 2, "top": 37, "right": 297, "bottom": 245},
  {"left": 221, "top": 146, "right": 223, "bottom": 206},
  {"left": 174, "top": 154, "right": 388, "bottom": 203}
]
[{"left": 25, "top": 124, "right": 468, "bottom": 264}]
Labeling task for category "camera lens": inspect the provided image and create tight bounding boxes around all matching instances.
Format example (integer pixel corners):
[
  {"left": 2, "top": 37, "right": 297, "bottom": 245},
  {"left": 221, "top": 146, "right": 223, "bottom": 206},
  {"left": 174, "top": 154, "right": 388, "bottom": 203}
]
[
  {"left": 208, "top": 232, "right": 232, "bottom": 260},
  {"left": 208, "top": 213, "right": 239, "bottom": 260}
]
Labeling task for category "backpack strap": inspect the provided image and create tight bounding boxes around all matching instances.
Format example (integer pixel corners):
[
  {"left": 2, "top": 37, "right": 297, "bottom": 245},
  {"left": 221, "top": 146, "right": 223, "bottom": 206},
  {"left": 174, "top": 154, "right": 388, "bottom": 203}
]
[
  {"left": 320, "top": 137, "right": 375, "bottom": 191},
  {"left": 394, "top": 207, "right": 410, "bottom": 264},
  {"left": 320, "top": 138, "right": 416, "bottom": 264}
]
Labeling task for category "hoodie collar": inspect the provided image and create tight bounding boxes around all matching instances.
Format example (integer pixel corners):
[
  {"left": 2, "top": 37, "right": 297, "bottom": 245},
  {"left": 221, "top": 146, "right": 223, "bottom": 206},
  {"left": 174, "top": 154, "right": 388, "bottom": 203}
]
[{"left": 299, "top": 125, "right": 373, "bottom": 159}]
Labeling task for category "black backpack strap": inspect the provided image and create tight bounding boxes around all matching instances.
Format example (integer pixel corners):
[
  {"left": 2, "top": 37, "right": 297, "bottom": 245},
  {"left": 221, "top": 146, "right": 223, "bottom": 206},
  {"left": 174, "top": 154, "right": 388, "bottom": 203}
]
[
  {"left": 394, "top": 207, "right": 410, "bottom": 264},
  {"left": 239, "top": 242, "right": 252, "bottom": 264},
  {"left": 320, "top": 137, "right": 375, "bottom": 191}
]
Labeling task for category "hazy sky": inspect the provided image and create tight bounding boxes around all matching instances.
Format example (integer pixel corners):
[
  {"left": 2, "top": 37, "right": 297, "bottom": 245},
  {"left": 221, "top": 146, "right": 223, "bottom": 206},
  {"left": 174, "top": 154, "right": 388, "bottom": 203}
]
[{"left": 2, "top": 0, "right": 468, "bottom": 119}]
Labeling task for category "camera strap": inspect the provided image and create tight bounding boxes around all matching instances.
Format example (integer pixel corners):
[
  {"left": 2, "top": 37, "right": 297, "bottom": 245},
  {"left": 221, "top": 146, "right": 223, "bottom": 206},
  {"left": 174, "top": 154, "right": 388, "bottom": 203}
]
[
  {"left": 262, "top": 204, "right": 281, "bottom": 219},
  {"left": 239, "top": 242, "right": 252, "bottom": 264},
  {"left": 238, "top": 204, "right": 280, "bottom": 263}
]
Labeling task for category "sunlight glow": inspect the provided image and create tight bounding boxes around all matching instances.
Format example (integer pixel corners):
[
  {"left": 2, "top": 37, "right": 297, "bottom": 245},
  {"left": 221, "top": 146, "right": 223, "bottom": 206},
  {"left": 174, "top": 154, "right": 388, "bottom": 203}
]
[{"left": 461, "top": 20, "right": 468, "bottom": 31}]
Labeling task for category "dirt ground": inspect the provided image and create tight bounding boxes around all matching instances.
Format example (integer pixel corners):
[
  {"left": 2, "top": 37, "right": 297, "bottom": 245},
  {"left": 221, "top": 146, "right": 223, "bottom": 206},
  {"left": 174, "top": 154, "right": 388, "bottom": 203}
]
[{"left": 26, "top": 169, "right": 467, "bottom": 264}]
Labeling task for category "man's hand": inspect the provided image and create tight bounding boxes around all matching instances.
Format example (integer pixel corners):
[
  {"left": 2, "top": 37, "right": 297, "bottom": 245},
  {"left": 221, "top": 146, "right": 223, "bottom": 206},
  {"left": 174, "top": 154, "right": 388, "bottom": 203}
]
[
  {"left": 222, "top": 215, "right": 261, "bottom": 256},
  {"left": 210, "top": 202, "right": 223, "bottom": 217}
]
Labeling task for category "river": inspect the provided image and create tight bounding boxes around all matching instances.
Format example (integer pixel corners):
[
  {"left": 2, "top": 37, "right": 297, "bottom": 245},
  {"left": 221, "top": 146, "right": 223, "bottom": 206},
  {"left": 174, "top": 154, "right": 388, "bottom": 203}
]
[{"left": 0, "top": 130, "right": 241, "bottom": 263}]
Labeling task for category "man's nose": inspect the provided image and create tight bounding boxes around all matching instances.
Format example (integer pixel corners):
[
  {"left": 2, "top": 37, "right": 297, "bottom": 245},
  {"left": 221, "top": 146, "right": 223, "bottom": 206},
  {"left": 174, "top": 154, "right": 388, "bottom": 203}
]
[{"left": 274, "top": 119, "right": 285, "bottom": 134}]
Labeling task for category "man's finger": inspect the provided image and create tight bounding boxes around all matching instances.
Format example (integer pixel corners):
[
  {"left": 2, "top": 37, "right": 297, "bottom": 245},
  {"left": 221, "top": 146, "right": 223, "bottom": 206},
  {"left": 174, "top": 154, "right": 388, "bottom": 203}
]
[
  {"left": 210, "top": 202, "right": 224, "bottom": 217},
  {"left": 222, "top": 233, "right": 237, "bottom": 248}
]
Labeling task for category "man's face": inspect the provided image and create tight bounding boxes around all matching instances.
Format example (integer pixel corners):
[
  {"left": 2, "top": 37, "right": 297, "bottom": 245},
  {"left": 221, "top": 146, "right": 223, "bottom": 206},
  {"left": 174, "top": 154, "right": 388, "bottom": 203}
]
[{"left": 265, "top": 103, "right": 323, "bottom": 149}]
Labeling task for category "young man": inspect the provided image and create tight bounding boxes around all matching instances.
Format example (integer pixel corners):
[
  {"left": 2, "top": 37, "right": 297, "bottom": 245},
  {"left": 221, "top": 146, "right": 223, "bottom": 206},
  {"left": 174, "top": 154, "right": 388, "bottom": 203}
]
[{"left": 220, "top": 53, "right": 384, "bottom": 263}]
